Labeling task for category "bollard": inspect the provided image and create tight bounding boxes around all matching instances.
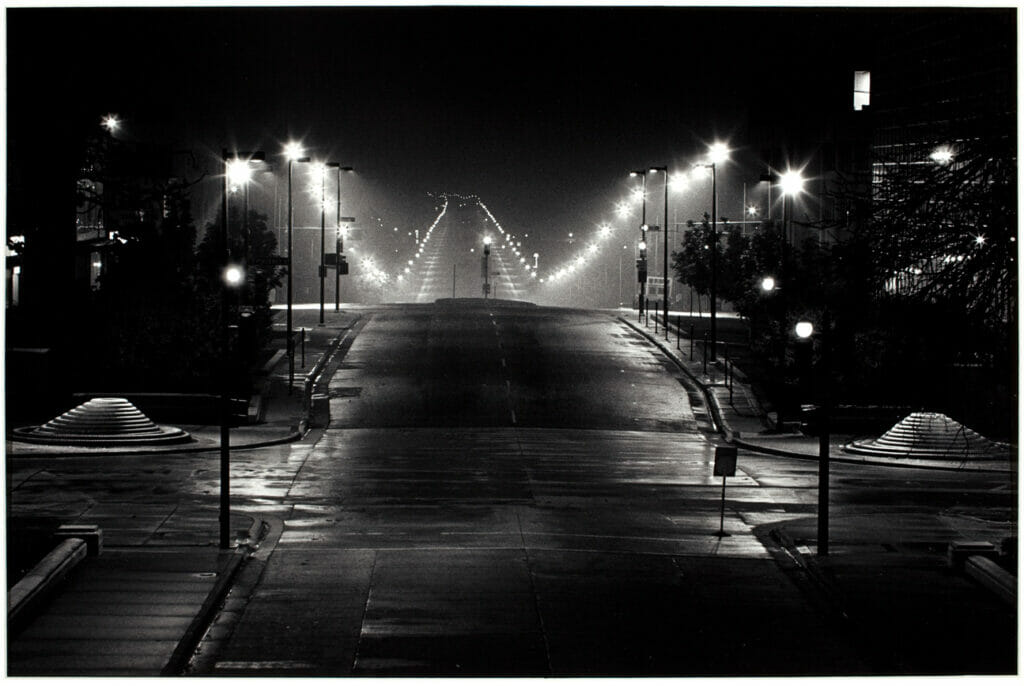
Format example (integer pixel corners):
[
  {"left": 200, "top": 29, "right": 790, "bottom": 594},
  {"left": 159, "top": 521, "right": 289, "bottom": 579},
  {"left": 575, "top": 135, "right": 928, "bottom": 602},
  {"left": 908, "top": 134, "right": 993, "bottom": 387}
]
[
  {"left": 654, "top": 303, "right": 659, "bottom": 334},
  {"left": 676, "top": 315, "right": 681, "bottom": 350},
  {"left": 300, "top": 328, "right": 306, "bottom": 369},
  {"left": 689, "top": 324, "right": 695, "bottom": 359},
  {"left": 645, "top": 299, "right": 650, "bottom": 326}
]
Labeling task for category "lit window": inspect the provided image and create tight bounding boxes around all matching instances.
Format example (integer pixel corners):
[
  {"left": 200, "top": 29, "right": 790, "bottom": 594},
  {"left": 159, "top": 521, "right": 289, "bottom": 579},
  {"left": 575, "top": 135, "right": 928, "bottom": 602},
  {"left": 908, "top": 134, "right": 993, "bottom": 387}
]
[{"left": 853, "top": 70, "right": 871, "bottom": 111}]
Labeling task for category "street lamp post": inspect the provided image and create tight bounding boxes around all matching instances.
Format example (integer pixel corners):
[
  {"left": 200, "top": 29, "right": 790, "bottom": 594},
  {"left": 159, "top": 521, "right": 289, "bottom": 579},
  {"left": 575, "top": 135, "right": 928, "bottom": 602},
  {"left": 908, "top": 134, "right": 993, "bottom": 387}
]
[
  {"left": 284, "top": 144, "right": 311, "bottom": 394},
  {"left": 650, "top": 166, "right": 669, "bottom": 338},
  {"left": 333, "top": 166, "right": 354, "bottom": 311},
  {"left": 483, "top": 236, "right": 491, "bottom": 298},
  {"left": 220, "top": 149, "right": 263, "bottom": 549},
  {"left": 630, "top": 170, "right": 648, "bottom": 318},
  {"left": 701, "top": 142, "right": 729, "bottom": 361},
  {"left": 796, "top": 312, "right": 831, "bottom": 556}
]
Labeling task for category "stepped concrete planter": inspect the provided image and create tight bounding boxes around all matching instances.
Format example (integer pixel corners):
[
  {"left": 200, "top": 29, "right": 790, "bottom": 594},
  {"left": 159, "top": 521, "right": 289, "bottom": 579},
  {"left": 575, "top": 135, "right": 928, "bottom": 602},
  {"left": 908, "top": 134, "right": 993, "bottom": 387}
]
[
  {"left": 844, "top": 412, "right": 1011, "bottom": 461},
  {"left": 13, "top": 397, "right": 192, "bottom": 446}
]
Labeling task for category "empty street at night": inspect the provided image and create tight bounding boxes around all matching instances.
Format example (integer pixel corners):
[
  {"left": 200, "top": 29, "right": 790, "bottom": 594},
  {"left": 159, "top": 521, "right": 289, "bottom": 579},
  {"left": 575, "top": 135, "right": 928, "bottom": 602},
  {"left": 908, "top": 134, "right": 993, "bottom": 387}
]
[{"left": 5, "top": 4, "right": 1018, "bottom": 679}]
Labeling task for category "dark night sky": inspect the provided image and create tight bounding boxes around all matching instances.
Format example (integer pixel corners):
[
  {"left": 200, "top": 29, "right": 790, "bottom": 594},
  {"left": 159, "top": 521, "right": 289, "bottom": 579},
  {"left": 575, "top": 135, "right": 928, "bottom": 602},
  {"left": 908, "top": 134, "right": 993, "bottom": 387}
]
[{"left": 8, "top": 5, "right": 913, "bottom": 266}]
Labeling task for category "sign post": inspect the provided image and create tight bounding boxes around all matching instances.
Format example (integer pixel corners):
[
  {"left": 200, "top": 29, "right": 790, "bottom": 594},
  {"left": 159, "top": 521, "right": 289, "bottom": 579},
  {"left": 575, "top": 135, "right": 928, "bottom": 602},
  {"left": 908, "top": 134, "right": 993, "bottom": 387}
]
[{"left": 713, "top": 446, "right": 738, "bottom": 537}]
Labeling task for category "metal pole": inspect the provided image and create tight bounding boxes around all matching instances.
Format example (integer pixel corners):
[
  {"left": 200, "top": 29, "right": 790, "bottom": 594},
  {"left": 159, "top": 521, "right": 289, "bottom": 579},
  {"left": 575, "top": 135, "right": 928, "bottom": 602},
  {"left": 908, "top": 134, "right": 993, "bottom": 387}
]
[
  {"left": 318, "top": 168, "right": 326, "bottom": 326},
  {"left": 718, "top": 476, "right": 727, "bottom": 536},
  {"left": 818, "top": 312, "right": 831, "bottom": 556},
  {"left": 618, "top": 250, "right": 623, "bottom": 306},
  {"left": 676, "top": 315, "right": 681, "bottom": 349},
  {"left": 219, "top": 150, "right": 231, "bottom": 550},
  {"left": 662, "top": 169, "right": 669, "bottom": 339},
  {"left": 710, "top": 163, "right": 718, "bottom": 361},
  {"left": 639, "top": 173, "right": 647, "bottom": 318},
  {"left": 335, "top": 168, "right": 341, "bottom": 312},
  {"left": 287, "top": 159, "right": 294, "bottom": 394}
]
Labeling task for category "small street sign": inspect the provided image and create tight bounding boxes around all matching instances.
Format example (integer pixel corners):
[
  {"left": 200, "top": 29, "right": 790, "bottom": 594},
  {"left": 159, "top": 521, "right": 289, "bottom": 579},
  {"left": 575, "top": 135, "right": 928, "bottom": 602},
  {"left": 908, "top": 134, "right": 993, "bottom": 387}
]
[
  {"left": 713, "top": 446, "right": 738, "bottom": 537},
  {"left": 340, "top": 216, "right": 356, "bottom": 223},
  {"left": 714, "top": 446, "right": 737, "bottom": 476}
]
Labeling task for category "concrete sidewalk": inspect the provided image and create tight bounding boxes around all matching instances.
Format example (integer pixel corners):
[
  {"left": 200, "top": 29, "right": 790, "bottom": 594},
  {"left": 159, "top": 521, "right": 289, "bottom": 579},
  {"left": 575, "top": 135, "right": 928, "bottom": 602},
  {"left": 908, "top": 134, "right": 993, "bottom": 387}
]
[{"left": 6, "top": 308, "right": 365, "bottom": 676}]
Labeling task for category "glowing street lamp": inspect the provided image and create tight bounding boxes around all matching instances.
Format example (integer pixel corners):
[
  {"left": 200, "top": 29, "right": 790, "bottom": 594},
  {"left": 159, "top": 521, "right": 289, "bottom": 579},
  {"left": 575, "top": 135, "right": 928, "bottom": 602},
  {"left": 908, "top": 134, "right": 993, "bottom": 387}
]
[
  {"left": 482, "top": 236, "right": 492, "bottom": 298},
  {"left": 332, "top": 165, "right": 354, "bottom": 311},
  {"left": 930, "top": 147, "right": 954, "bottom": 165},
  {"left": 284, "top": 143, "right": 311, "bottom": 393},
  {"left": 651, "top": 165, "right": 670, "bottom": 338},
  {"left": 697, "top": 141, "right": 729, "bottom": 359},
  {"left": 315, "top": 162, "right": 343, "bottom": 326},
  {"left": 761, "top": 276, "right": 777, "bottom": 292},
  {"left": 630, "top": 170, "right": 649, "bottom": 319},
  {"left": 101, "top": 113, "right": 120, "bottom": 134},
  {"left": 219, "top": 148, "right": 264, "bottom": 550},
  {"left": 795, "top": 314, "right": 831, "bottom": 556}
]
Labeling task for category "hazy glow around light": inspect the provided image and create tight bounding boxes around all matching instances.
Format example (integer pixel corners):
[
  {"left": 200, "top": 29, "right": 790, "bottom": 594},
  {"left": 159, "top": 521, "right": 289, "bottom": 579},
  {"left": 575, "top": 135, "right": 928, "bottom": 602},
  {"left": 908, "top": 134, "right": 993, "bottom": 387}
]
[
  {"left": 101, "top": 114, "right": 120, "bottom": 132},
  {"left": 779, "top": 170, "right": 805, "bottom": 197},
  {"left": 761, "top": 276, "right": 776, "bottom": 292},
  {"left": 795, "top": 321, "right": 814, "bottom": 339},
  {"left": 708, "top": 142, "right": 729, "bottom": 165},
  {"left": 669, "top": 173, "right": 689, "bottom": 192},
  {"left": 226, "top": 160, "right": 253, "bottom": 186},
  {"left": 930, "top": 147, "right": 954, "bottom": 164},
  {"left": 224, "top": 265, "right": 244, "bottom": 286},
  {"left": 284, "top": 142, "right": 304, "bottom": 160}
]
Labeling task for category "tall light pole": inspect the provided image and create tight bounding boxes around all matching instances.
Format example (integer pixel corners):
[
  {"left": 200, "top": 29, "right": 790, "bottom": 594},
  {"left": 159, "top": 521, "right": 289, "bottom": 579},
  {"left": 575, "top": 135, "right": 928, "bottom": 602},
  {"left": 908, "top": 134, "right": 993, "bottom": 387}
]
[
  {"left": 220, "top": 149, "right": 263, "bottom": 549},
  {"left": 796, "top": 313, "right": 831, "bottom": 556},
  {"left": 284, "top": 143, "right": 310, "bottom": 394},
  {"left": 316, "top": 162, "right": 339, "bottom": 326},
  {"left": 629, "top": 170, "right": 648, "bottom": 318},
  {"left": 699, "top": 142, "right": 729, "bottom": 360},
  {"left": 650, "top": 166, "right": 669, "bottom": 337},
  {"left": 482, "top": 236, "right": 491, "bottom": 298},
  {"left": 333, "top": 165, "right": 354, "bottom": 312}
]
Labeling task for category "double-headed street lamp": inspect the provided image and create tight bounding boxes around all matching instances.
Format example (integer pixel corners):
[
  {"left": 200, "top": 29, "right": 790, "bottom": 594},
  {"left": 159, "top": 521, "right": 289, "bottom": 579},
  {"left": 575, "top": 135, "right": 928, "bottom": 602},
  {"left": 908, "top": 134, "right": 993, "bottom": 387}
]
[
  {"left": 220, "top": 149, "right": 264, "bottom": 549},
  {"left": 284, "top": 143, "right": 311, "bottom": 393},
  {"left": 629, "top": 170, "right": 648, "bottom": 318}
]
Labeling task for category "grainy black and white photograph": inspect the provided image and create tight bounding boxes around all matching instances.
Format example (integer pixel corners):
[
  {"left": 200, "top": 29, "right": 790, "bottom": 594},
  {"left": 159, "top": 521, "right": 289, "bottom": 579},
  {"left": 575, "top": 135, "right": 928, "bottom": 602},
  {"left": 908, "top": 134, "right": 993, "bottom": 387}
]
[{"left": 4, "top": 0, "right": 1018, "bottom": 678}]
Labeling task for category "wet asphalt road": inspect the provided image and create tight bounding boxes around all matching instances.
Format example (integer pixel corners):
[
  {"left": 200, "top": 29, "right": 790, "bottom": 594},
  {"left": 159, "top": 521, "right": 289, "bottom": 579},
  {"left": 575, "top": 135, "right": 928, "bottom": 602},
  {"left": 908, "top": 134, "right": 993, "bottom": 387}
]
[
  {"left": 7, "top": 302, "right": 1015, "bottom": 675},
  {"left": 193, "top": 302, "right": 1014, "bottom": 676}
]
